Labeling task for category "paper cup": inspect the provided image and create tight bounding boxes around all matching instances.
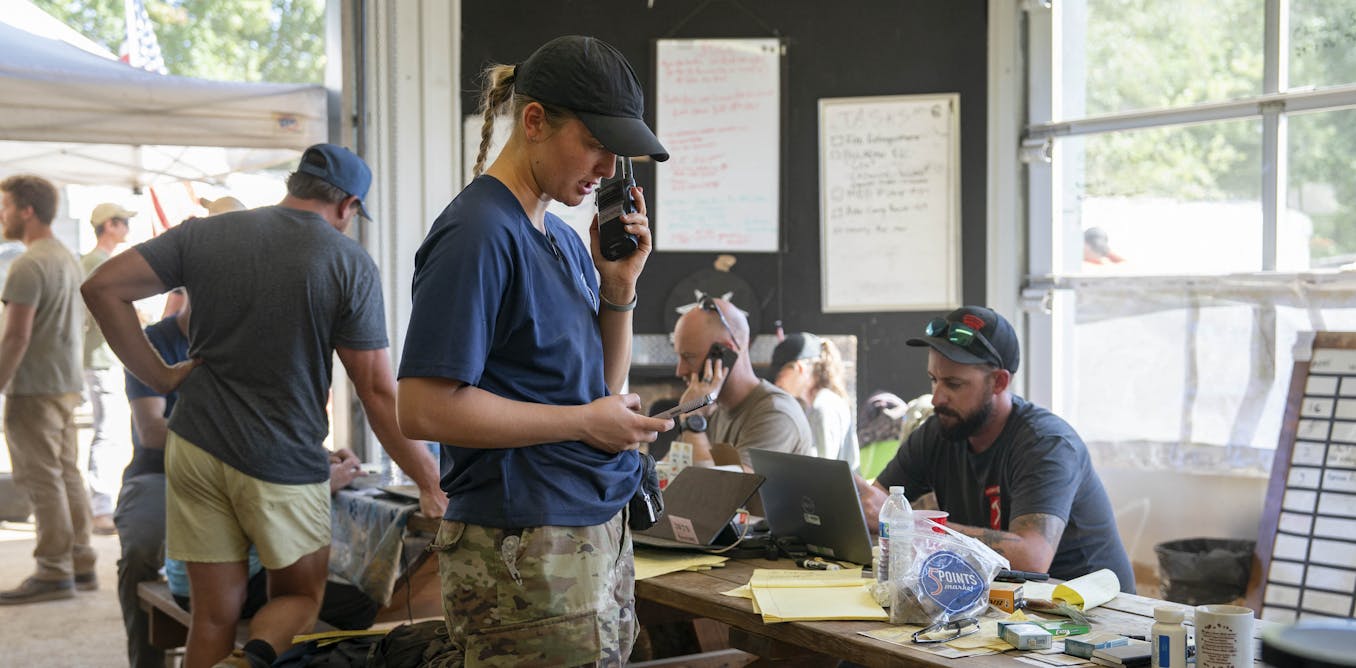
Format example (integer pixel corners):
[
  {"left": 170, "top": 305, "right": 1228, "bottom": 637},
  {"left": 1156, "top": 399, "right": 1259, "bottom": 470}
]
[
  {"left": 914, "top": 510, "right": 949, "bottom": 533},
  {"left": 1195, "top": 604, "right": 1254, "bottom": 668}
]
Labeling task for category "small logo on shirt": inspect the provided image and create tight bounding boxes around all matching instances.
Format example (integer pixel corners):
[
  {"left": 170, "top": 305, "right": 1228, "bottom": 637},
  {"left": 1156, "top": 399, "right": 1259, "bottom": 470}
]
[{"left": 985, "top": 485, "right": 1002, "bottom": 529}]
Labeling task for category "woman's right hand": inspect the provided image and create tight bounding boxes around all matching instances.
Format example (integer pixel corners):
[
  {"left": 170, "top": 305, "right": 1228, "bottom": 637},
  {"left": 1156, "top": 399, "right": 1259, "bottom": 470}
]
[{"left": 578, "top": 393, "right": 674, "bottom": 454}]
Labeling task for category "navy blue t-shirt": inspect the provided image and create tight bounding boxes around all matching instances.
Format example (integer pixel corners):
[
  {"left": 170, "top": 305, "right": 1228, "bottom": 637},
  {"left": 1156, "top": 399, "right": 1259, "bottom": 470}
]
[
  {"left": 398, "top": 176, "right": 641, "bottom": 528},
  {"left": 120, "top": 315, "right": 190, "bottom": 482}
]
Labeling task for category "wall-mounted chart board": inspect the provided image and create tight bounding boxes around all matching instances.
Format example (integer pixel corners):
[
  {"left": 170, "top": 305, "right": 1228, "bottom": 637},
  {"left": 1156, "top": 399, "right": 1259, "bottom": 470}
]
[
  {"left": 654, "top": 38, "right": 781, "bottom": 253},
  {"left": 818, "top": 94, "right": 960, "bottom": 313},
  {"left": 1247, "top": 331, "right": 1356, "bottom": 622}
]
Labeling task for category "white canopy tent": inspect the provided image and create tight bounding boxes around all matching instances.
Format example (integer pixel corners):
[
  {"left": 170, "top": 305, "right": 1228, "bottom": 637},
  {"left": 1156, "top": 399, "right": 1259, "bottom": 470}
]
[{"left": 0, "top": 2, "right": 328, "bottom": 187}]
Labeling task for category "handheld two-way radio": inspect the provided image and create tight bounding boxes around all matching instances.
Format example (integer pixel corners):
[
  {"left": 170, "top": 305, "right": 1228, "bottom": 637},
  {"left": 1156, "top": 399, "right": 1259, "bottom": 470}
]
[{"left": 596, "top": 157, "right": 638, "bottom": 261}]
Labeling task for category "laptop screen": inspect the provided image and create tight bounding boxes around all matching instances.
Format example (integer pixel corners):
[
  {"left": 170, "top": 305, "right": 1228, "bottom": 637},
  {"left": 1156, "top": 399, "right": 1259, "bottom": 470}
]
[{"left": 747, "top": 449, "right": 874, "bottom": 565}]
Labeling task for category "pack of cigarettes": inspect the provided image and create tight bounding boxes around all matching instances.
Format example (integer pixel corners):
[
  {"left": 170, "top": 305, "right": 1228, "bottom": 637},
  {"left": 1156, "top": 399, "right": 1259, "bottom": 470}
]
[
  {"left": 1000, "top": 622, "right": 1053, "bottom": 650},
  {"left": 988, "top": 581, "right": 1023, "bottom": 613},
  {"left": 1065, "top": 632, "right": 1130, "bottom": 658}
]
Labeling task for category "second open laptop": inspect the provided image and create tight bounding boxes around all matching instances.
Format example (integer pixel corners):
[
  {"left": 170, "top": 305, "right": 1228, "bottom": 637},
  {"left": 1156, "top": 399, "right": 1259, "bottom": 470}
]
[
  {"left": 634, "top": 466, "right": 764, "bottom": 551},
  {"left": 746, "top": 449, "right": 874, "bottom": 565}
]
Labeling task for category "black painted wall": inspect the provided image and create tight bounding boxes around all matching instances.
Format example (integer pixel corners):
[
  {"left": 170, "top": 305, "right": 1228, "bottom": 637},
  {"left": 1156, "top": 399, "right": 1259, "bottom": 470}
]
[{"left": 462, "top": 0, "right": 989, "bottom": 404}]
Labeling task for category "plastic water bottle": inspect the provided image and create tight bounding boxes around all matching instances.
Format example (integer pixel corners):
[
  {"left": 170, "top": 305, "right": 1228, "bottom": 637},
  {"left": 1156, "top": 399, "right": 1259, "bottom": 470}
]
[{"left": 876, "top": 486, "right": 913, "bottom": 584}]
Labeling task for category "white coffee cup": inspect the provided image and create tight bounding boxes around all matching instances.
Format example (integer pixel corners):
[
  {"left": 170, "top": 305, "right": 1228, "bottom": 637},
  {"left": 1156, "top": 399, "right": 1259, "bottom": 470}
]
[{"left": 1195, "top": 604, "right": 1255, "bottom": 668}]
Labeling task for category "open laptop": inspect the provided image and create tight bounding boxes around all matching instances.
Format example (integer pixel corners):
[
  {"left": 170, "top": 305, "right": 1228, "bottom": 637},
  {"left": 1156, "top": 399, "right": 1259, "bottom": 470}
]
[
  {"left": 634, "top": 466, "right": 764, "bottom": 551},
  {"left": 747, "top": 449, "right": 874, "bottom": 565}
]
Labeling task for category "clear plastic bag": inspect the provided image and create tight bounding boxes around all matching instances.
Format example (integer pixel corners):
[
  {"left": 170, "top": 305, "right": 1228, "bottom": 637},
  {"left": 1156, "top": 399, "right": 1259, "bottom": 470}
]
[{"left": 887, "top": 518, "right": 1010, "bottom": 625}]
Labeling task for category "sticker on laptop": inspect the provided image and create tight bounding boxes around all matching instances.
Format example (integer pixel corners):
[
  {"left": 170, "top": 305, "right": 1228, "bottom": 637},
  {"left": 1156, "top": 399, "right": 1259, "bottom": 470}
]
[
  {"left": 918, "top": 550, "right": 987, "bottom": 614},
  {"left": 668, "top": 515, "right": 699, "bottom": 544}
]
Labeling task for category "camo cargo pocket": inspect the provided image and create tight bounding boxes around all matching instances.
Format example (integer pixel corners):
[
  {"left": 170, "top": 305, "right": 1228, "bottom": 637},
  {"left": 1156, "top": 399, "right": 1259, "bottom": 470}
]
[{"left": 464, "top": 609, "right": 603, "bottom": 668}]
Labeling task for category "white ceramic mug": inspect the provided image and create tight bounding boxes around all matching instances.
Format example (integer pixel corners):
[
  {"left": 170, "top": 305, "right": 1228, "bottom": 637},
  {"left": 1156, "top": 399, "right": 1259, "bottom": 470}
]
[{"left": 1195, "top": 604, "right": 1255, "bottom": 668}]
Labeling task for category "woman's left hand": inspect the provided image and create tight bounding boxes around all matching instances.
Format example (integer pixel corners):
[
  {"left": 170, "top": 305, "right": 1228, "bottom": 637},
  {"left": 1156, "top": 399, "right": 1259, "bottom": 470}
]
[{"left": 591, "top": 185, "right": 651, "bottom": 304}]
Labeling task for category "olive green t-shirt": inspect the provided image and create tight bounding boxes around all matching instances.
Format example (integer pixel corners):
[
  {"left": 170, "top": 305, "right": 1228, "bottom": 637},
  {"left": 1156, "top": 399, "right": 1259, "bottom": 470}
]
[
  {"left": 2, "top": 238, "right": 85, "bottom": 396},
  {"left": 708, "top": 379, "right": 816, "bottom": 468},
  {"left": 80, "top": 248, "right": 115, "bottom": 370}
]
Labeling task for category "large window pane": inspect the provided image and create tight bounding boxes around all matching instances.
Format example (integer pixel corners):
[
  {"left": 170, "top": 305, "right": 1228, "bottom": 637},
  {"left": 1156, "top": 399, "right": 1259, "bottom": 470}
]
[
  {"left": 1290, "top": 0, "right": 1356, "bottom": 90},
  {"left": 1072, "top": 298, "right": 1356, "bottom": 460},
  {"left": 1063, "top": 0, "right": 1262, "bottom": 118},
  {"left": 1060, "top": 120, "right": 1263, "bottom": 275},
  {"left": 1287, "top": 108, "right": 1356, "bottom": 269}
]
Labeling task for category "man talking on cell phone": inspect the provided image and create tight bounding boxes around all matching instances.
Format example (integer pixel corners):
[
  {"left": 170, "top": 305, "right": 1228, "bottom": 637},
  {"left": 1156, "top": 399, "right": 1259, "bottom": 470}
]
[{"left": 670, "top": 296, "right": 813, "bottom": 468}]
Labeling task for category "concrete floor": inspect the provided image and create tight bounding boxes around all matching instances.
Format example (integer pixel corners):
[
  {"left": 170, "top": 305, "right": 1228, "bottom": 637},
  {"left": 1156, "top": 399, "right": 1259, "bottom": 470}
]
[{"left": 0, "top": 520, "right": 130, "bottom": 667}]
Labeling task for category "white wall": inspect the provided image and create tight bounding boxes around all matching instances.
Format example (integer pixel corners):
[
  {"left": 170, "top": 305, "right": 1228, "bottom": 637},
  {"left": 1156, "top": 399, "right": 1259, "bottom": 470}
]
[{"left": 1100, "top": 467, "right": 1268, "bottom": 575}]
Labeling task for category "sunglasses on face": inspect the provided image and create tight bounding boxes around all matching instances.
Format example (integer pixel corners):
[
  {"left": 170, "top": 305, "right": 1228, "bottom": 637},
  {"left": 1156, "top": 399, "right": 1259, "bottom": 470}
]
[
  {"left": 700, "top": 296, "right": 741, "bottom": 351},
  {"left": 925, "top": 317, "right": 1004, "bottom": 369}
]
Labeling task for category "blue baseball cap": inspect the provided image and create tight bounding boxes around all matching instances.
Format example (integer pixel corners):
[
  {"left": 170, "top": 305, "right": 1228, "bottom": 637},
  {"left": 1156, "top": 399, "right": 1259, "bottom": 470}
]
[{"left": 296, "top": 143, "right": 372, "bottom": 219}]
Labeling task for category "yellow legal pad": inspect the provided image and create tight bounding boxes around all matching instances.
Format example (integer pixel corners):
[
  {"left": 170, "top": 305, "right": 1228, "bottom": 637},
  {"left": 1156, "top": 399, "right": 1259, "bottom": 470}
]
[
  {"left": 743, "top": 568, "right": 887, "bottom": 623},
  {"left": 633, "top": 550, "right": 729, "bottom": 580}
]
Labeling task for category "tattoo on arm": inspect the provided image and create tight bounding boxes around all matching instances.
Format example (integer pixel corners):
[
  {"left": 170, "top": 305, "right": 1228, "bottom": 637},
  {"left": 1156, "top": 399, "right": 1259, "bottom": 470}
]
[
  {"left": 1009, "top": 513, "right": 1067, "bottom": 550},
  {"left": 974, "top": 528, "right": 1024, "bottom": 557},
  {"left": 913, "top": 492, "right": 940, "bottom": 511}
]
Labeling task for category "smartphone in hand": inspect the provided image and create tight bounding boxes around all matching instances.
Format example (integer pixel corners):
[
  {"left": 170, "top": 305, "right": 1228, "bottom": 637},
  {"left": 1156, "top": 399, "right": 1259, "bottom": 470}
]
[
  {"left": 708, "top": 342, "right": 738, "bottom": 370},
  {"left": 653, "top": 392, "right": 716, "bottom": 420}
]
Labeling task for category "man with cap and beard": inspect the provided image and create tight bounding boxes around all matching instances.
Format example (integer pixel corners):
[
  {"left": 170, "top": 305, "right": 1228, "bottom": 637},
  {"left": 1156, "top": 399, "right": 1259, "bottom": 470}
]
[
  {"left": 82, "top": 144, "right": 446, "bottom": 668},
  {"left": 82, "top": 202, "right": 136, "bottom": 535},
  {"left": 856, "top": 306, "right": 1135, "bottom": 592}
]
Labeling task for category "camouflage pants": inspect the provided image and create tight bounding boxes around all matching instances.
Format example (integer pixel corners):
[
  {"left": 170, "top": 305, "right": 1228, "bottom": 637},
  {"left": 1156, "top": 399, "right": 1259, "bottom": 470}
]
[{"left": 431, "top": 510, "right": 636, "bottom": 667}]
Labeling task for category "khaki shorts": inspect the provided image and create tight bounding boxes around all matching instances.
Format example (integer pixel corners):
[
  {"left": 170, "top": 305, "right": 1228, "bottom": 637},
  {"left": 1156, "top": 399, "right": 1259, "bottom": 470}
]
[
  {"left": 164, "top": 431, "right": 330, "bottom": 569},
  {"left": 431, "top": 511, "right": 636, "bottom": 667}
]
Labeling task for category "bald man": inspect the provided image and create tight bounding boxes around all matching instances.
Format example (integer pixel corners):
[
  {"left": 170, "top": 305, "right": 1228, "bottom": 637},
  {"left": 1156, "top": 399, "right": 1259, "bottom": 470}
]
[{"left": 670, "top": 297, "right": 813, "bottom": 468}]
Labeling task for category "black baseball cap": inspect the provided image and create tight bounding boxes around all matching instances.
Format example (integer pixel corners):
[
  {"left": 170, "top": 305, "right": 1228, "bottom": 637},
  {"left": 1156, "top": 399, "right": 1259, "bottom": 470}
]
[
  {"left": 907, "top": 306, "right": 1020, "bottom": 374},
  {"left": 516, "top": 35, "right": 669, "bottom": 162},
  {"left": 297, "top": 143, "right": 372, "bottom": 219},
  {"left": 770, "top": 332, "right": 823, "bottom": 373}
]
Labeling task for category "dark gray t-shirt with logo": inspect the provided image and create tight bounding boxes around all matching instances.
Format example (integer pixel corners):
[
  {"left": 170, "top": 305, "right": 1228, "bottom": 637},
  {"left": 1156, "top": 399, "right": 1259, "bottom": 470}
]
[
  {"left": 136, "top": 206, "right": 387, "bottom": 485},
  {"left": 877, "top": 395, "right": 1135, "bottom": 591}
]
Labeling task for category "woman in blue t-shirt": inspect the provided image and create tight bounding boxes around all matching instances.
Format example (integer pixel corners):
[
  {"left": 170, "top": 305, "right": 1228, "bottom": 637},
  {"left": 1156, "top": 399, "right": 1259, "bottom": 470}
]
[{"left": 396, "top": 35, "right": 673, "bottom": 665}]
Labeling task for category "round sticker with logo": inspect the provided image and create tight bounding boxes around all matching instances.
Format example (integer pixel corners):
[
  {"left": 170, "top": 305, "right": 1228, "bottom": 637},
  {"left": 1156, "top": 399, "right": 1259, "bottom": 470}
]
[{"left": 918, "top": 550, "right": 987, "bottom": 614}]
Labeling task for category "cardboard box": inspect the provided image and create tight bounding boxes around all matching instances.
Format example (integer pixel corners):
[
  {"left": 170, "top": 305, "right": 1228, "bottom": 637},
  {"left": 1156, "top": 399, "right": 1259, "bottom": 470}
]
[
  {"left": 1001, "top": 622, "right": 1053, "bottom": 650},
  {"left": 988, "top": 581, "right": 1023, "bottom": 613},
  {"left": 1065, "top": 632, "right": 1131, "bottom": 659}
]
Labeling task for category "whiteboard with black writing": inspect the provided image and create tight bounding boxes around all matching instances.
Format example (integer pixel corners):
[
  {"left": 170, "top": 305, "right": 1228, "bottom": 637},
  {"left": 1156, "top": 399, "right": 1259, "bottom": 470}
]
[
  {"left": 819, "top": 94, "right": 960, "bottom": 312},
  {"left": 1248, "top": 332, "right": 1356, "bottom": 623},
  {"left": 655, "top": 38, "right": 781, "bottom": 253}
]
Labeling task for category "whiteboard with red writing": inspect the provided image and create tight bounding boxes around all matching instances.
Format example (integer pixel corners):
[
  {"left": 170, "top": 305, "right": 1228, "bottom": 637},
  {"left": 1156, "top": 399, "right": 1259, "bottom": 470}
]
[{"left": 654, "top": 38, "right": 781, "bottom": 253}]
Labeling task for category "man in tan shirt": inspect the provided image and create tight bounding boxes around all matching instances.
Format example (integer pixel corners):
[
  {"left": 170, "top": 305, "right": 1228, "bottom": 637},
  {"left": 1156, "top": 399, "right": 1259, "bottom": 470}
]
[
  {"left": 82, "top": 202, "right": 134, "bottom": 534},
  {"left": 671, "top": 296, "right": 814, "bottom": 468},
  {"left": 0, "top": 175, "right": 95, "bottom": 604}
]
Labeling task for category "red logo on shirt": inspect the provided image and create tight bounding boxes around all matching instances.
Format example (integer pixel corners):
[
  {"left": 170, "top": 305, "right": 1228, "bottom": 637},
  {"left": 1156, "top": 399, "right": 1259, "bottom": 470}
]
[{"left": 985, "top": 485, "right": 1001, "bottom": 529}]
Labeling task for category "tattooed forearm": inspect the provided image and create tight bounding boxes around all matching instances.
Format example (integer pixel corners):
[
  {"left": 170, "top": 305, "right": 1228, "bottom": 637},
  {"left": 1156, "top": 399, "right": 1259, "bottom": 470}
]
[
  {"left": 912, "top": 492, "right": 940, "bottom": 511},
  {"left": 1009, "top": 513, "right": 1067, "bottom": 550}
]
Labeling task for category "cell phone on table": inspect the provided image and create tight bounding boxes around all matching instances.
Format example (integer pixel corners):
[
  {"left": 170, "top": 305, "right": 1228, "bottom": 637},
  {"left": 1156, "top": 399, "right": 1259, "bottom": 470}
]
[
  {"left": 708, "top": 343, "right": 738, "bottom": 370},
  {"left": 653, "top": 392, "right": 716, "bottom": 420}
]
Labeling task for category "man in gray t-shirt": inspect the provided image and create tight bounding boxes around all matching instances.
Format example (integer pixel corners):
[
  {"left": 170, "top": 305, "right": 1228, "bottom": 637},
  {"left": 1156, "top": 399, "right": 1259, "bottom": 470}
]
[
  {"left": 857, "top": 306, "right": 1135, "bottom": 592},
  {"left": 0, "top": 175, "right": 94, "bottom": 606},
  {"left": 82, "top": 145, "right": 446, "bottom": 667},
  {"left": 670, "top": 297, "right": 814, "bottom": 468}
]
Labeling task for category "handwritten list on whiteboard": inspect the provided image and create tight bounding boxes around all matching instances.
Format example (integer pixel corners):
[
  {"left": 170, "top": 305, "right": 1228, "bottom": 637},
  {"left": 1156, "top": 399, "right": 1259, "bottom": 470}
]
[
  {"left": 819, "top": 94, "right": 960, "bottom": 312},
  {"left": 655, "top": 38, "right": 781, "bottom": 252}
]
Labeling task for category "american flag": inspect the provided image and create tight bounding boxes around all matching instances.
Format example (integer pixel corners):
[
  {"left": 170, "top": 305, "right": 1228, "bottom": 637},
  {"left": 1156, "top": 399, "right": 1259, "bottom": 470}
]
[{"left": 119, "top": 0, "right": 167, "bottom": 74}]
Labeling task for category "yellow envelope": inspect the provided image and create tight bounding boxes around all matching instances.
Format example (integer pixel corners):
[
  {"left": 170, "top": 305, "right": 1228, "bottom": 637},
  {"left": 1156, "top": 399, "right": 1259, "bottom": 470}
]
[
  {"left": 1052, "top": 568, "right": 1120, "bottom": 610},
  {"left": 633, "top": 551, "right": 729, "bottom": 580}
]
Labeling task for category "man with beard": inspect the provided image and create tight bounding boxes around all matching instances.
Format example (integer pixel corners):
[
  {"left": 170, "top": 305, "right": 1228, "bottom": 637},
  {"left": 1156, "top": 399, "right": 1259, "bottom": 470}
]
[{"left": 856, "top": 306, "right": 1134, "bottom": 591}]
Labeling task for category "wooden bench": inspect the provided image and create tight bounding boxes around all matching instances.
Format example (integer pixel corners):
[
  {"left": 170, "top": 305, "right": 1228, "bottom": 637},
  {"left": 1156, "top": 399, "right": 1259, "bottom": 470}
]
[{"left": 136, "top": 514, "right": 444, "bottom": 661}]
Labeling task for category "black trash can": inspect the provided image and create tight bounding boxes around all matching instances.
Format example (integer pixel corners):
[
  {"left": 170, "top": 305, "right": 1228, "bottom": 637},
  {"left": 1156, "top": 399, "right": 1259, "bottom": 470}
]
[{"left": 1154, "top": 538, "right": 1255, "bottom": 605}]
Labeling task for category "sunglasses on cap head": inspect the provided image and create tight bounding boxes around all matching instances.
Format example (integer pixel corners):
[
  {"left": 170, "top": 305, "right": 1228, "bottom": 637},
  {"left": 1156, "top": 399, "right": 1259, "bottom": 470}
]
[
  {"left": 925, "top": 317, "right": 1004, "bottom": 369},
  {"left": 699, "top": 296, "right": 741, "bottom": 351}
]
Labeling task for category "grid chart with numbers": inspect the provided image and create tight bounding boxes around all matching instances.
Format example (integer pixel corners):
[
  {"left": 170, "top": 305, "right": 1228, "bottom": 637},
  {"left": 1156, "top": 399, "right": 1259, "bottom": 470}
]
[{"left": 1252, "top": 342, "right": 1356, "bottom": 624}]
